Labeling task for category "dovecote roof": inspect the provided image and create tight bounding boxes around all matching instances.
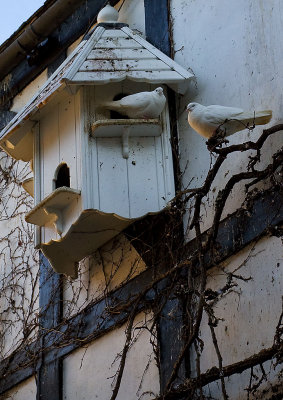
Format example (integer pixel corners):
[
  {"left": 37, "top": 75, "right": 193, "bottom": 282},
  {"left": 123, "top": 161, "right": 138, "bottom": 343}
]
[{"left": 0, "top": 23, "right": 194, "bottom": 148}]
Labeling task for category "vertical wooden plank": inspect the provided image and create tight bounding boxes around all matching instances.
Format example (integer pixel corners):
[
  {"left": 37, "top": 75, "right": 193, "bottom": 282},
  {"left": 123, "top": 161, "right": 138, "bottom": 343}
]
[
  {"left": 41, "top": 104, "right": 60, "bottom": 198},
  {"left": 74, "top": 89, "right": 82, "bottom": 192},
  {"left": 82, "top": 86, "right": 100, "bottom": 210},
  {"left": 127, "top": 137, "right": 160, "bottom": 217},
  {"left": 96, "top": 137, "right": 130, "bottom": 216},
  {"left": 33, "top": 123, "right": 41, "bottom": 247},
  {"left": 37, "top": 252, "right": 62, "bottom": 400},
  {"left": 160, "top": 100, "right": 176, "bottom": 200},
  {"left": 40, "top": 106, "right": 60, "bottom": 243},
  {"left": 58, "top": 95, "right": 78, "bottom": 189},
  {"left": 154, "top": 136, "right": 167, "bottom": 210}
]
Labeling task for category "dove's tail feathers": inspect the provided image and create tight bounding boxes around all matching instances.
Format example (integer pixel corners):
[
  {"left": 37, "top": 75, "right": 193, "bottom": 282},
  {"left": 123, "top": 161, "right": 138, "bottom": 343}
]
[
  {"left": 222, "top": 110, "right": 272, "bottom": 137},
  {"left": 253, "top": 110, "right": 272, "bottom": 125},
  {"left": 93, "top": 103, "right": 107, "bottom": 112},
  {"left": 238, "top": 110, "right": 272, "bottom": 126},
  {"left": 99, "top": 101, "right": 122, "bottom": 111}
]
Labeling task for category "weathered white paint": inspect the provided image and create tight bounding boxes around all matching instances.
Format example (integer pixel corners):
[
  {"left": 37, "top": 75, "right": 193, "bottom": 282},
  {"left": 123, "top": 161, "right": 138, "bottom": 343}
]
[
  {"left": 26, "top": 79, "right": 174, "bottom": 276},
  {"left": 81, "top": 58, "right": 170, "bottom": 71},
  {"left": 88, "top": 48, "right": 157, "bottom": 60},
  {"left": 171, "top": 0, "right": 283, "bottom": 236},
  {"left": 26, "top": 187, "right": 81, "bottom": 235},
  {"left": 63, "top": 312, "right": 160, "bottom": 400},
  {"left": 84, "top": 83, "right": 174, "bottom": 218},
  {"left": 35, "top": 89, "right": 82, "bottom": 251},
  {"left": 65, "top": 26, "right": 193, "bottom": 93},
  {"left": 3, "top": 377, "right": 36, "bottom": 400},
  {"left": 0, "top": 14, "right": 196, "bottom": 276},
  {"left": 39, "top": 92, "right": 81, "bottom": 200}
]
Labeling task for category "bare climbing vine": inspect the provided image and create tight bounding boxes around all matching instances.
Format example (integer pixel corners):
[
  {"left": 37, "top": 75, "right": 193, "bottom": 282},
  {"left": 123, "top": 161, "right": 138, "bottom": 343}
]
[
  {"left": 0, "top": 152, "right": 39, "bottom": 360},
  {"left": 0, "top": 124, "right": 282, "bottom": 399}
]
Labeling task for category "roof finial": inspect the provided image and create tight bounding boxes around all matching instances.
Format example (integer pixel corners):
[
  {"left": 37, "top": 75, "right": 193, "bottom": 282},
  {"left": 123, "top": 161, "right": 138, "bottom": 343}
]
[{"left": 97, "top": 3, "right": 119, "bottom": 23}]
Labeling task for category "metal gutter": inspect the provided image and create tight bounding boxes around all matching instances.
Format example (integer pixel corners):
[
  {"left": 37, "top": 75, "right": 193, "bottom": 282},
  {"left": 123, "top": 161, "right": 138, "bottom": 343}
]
[{"left": 0, "top": 0, "right": 88, "bottom": 78}]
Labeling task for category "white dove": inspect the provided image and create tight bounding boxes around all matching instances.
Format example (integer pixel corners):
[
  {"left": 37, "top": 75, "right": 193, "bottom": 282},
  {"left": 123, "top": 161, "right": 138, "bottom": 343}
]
[
  {"left": 100, "top": 87, "right": 166, "bottom": 119},
  {"left": 186, "top": 103, "right": 272, "bottom": 139}
]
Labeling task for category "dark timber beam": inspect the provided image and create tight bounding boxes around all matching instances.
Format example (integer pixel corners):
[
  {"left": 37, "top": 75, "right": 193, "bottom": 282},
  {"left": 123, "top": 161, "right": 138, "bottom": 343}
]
[
  {"left": 144, "top": 0, "right": 171, "bottom": 57},
  {"left": 0, "top": 110, "right": 16, "bottom": 130},
  {"left": 144, "top": 1, "right": 187, "bottom": 393},
  {"left": 1, "top": 188, "right": 281, "bottom": 395},
  {"left": 184, "top": 187, "right": 283, "bottom": 266},
  {"left": 36, "top": 254, "right": 62, "bottom": 400}
]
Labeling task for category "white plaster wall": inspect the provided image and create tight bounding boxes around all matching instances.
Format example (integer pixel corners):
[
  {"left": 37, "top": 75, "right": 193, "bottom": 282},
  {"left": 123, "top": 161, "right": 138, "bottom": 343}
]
[
  {"left": 0, "top": 156, "right": 39, "bottom": 358},
  {"left": 171, "top": 0, "right": 283, "bottom": 237},
  {"left": 63, "top": 234, "right": 146, "bottom": 318},
  {"left": 171, "top": 4, "right": 283, "bottom": 396},
  {"left": 63, "top": 312, "right": 160, "bottom": 400},
  {"left": 2, "top": 377, "right": 36, "bottom": 400},
  {"left": 196, "top": 235, "right": 282, "bottom": 398},
  {"left": 116, "top": 0, "right": 145, "bottom": 35},
  {"left": 11, "top": 70, "right": 48, "bottom": 112}
]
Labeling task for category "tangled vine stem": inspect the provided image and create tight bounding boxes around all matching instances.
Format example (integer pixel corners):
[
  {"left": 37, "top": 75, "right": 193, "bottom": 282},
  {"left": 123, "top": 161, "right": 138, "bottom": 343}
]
[
  {"left": 143, "top": 124, "right": 282, "bottom": 399},
  {"left": 0, "top": 123, "right": 282, "bottom": 399},
  {"left": 154, "top": 344, "right": 282, "bottom": 400}
]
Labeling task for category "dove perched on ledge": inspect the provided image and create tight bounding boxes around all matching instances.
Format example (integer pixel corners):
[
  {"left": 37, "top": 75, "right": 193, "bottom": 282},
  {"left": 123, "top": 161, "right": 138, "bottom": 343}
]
[
  {"left": 186, "top": 102, "right": 272, "bottom": 139},
  {"left": 100, "top": 87, "right": 166, "bottom": 119}
]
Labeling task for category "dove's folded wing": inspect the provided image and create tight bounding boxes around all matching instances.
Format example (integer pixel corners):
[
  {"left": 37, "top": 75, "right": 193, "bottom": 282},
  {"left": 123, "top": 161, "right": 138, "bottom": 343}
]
[
  {"left": 204, "top": 105, "right": 244, "bottom": 126},
  {"left": 119, "top": 92, "right": 150, "bottom": 107},
  {"left": 100, "top": 94, "right": 151, "bottom": 118},
  {"left": 118, "top": 93, "right": 151, "bottom": 114}
]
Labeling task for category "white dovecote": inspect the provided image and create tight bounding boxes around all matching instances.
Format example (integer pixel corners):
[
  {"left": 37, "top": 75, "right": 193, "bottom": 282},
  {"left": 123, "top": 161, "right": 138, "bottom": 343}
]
[{"left": 0, "top": 5, "right": 194, "bottom": 278}]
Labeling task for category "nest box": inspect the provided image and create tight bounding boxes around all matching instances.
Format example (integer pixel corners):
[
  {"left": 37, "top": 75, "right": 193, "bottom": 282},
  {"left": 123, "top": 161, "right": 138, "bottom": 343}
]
[{"left": 0, "top": 5, "right": 194, "bottom": 278}]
